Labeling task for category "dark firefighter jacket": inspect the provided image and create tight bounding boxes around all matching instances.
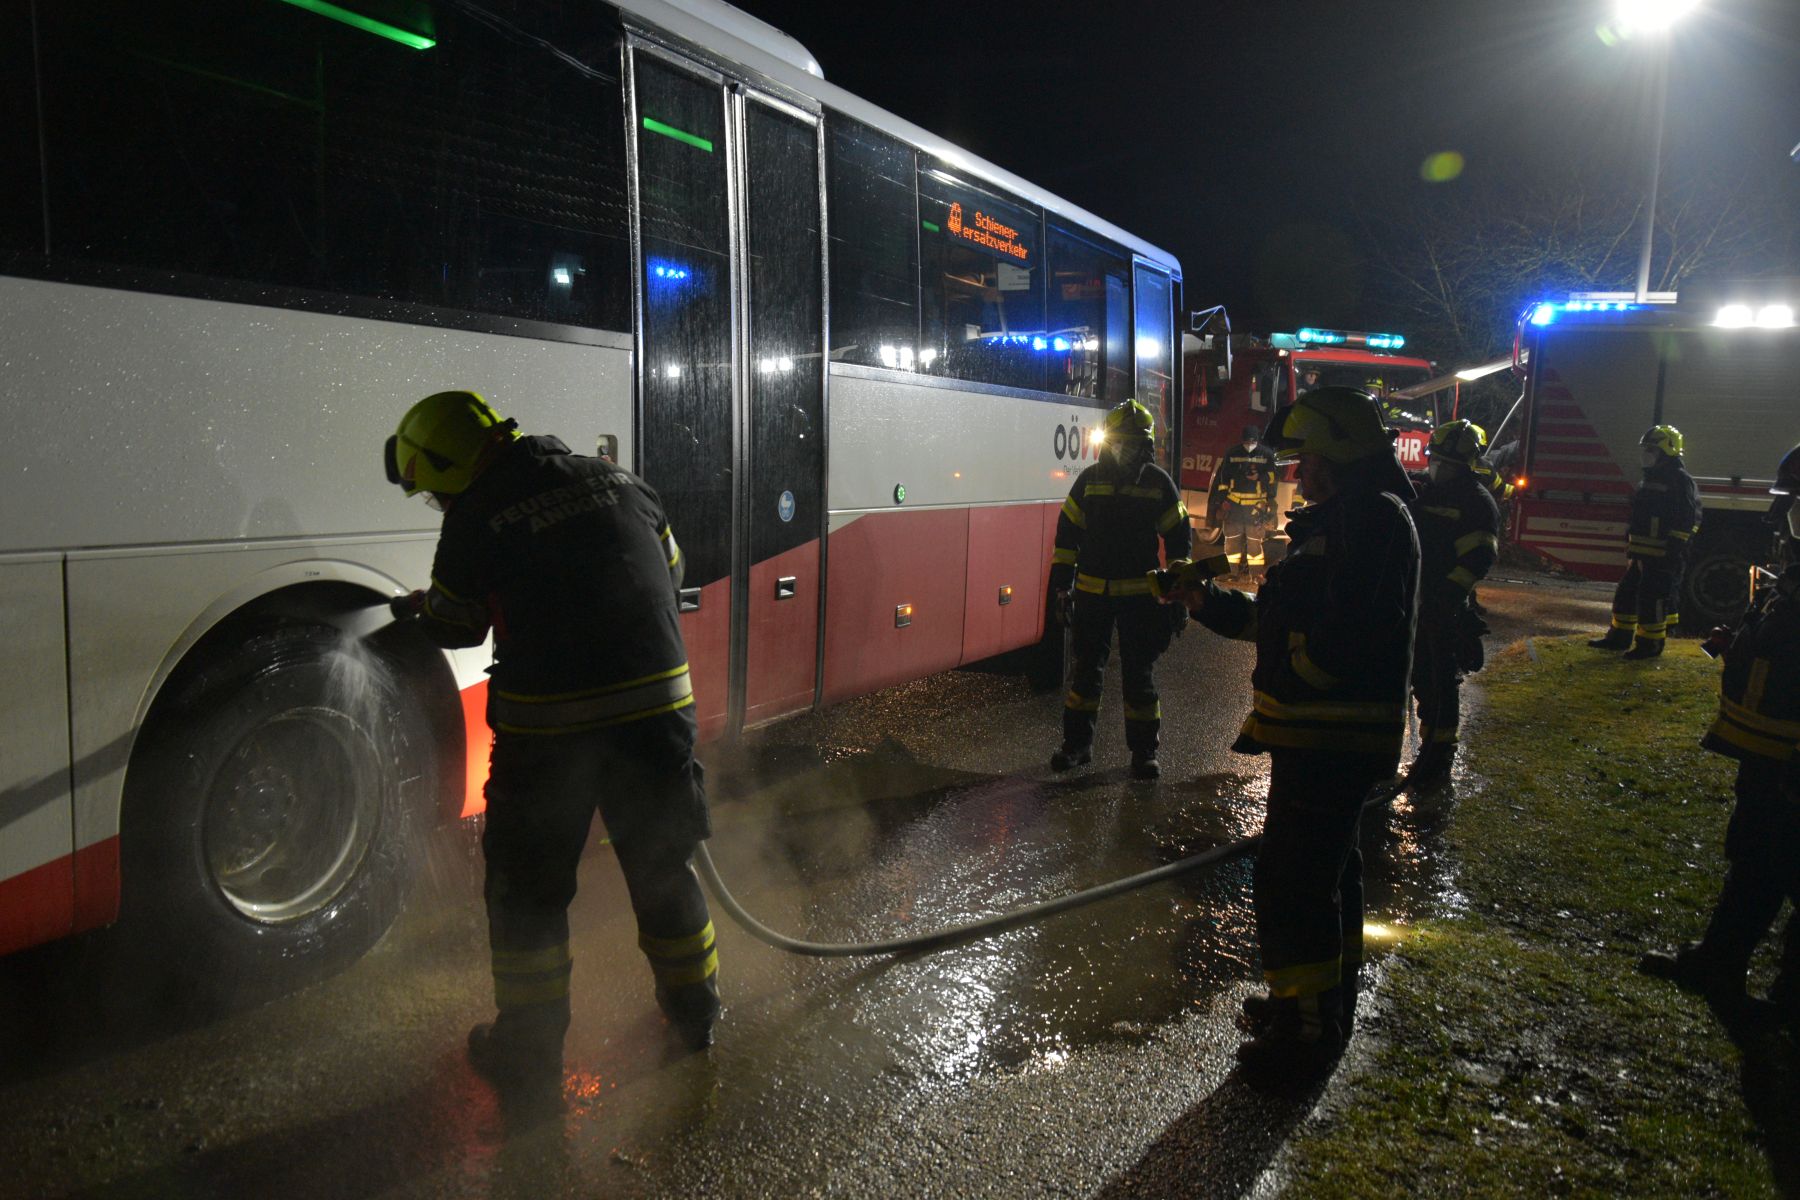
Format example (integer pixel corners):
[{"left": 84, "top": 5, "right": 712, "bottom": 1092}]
[
  {"left": 415, "top": 435, "right": 691, "bottom": 735},
  {"left": 1410, "top": 468, "right": 1501, "bottom": 610},
  {"left": 1191, "top": 484, "right": 1421, "bottom": 762},
  {"left": 1051, "top": 459, "right": 1191, "bottom": 596},
  {"left": 1211, "top": 443, "right": 1279, "bottom": 509},
  {"left": 1701, "top": 568, "right": 1800, "bottom": 780},
  {"left": 1627, "top": 457, "right": 1701, "bottom": 564}
]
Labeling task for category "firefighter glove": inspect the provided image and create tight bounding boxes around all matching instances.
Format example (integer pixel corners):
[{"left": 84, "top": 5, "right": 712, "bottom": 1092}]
[{"left": 390, "top": 590, "right": 426, "bottom": 621}]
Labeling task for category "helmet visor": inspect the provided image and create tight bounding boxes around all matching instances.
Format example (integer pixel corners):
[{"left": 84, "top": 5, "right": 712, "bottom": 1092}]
[{"left": 384, "top": 435, "right": 401, "bottom": 486}]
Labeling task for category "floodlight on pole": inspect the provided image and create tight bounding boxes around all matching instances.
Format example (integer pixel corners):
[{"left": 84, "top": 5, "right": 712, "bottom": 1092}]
[
  {"left": 1618, "top": 0, "right": 1700, "bottom": 301},
  {"left": 1615, "top": 0, "right": 1700, "bottom": 35}
]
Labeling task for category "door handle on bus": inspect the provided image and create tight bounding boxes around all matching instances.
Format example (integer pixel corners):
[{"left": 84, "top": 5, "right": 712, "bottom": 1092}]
[
  {"left": 678, "top": 587, "right": 702, "bottom": 613},
  {"left": 775, "top": 576, "right": 798, "bottom": 600}
]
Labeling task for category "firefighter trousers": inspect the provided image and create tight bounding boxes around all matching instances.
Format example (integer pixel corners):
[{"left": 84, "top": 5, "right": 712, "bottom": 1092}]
[
  {"left": 1256, "top": 750, "right": 1390, "bottom": 1039},
  {"left": 1609, "top": 559, "right": 1682, "bottom": 643},
  {"left": 481, "top": 710, "right": 716, "bottom": 1050},
  {"left": 1217, "top": 500, "right": 1270, "bottom": 568},
  {"left": 1694, "top": 766, "right": 1800, "bottom": 991},
  {"left": 1410, "top": 604, "right": 1462, "bottom": 748},
  {"left": 1063, "top": 591, "right": 1168, "bottom": 755}
]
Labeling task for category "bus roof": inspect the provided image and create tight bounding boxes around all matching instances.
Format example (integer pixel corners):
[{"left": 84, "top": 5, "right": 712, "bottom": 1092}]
[{"left": 615, "top": 0, "right": 1182, "bottom": 274}]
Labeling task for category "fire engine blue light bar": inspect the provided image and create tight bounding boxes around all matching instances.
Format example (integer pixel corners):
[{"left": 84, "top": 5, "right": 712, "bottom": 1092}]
[
  {"left": 649, "top": 259, "right": 690, "bottom": 282},
  {"left": 1296, "top": 327, "right": 1406, "bottom": 349},
  {"left": 1526, "top": 300, "right": 1652, "bottom": 326}
]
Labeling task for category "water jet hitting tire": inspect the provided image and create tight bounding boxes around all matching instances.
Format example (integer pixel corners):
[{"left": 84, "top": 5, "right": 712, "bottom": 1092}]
[{"left": 117, "top": 624, "right": 434, "bottom": 1007}]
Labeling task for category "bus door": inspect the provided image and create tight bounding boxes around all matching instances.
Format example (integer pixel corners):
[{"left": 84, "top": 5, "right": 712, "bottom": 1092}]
[{"left": 629, "top": 49, "right": 824, "bottom": 738}]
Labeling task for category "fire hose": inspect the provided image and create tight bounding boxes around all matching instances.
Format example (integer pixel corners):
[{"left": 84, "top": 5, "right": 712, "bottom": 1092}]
[{"left": 693, "top": 836, "right": 1260, "bottom": 958}]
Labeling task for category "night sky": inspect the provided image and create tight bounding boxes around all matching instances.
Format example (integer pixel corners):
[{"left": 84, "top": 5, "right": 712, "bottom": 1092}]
[{"left": 733, "top": 0, "right": 1800, "bottom": 338}]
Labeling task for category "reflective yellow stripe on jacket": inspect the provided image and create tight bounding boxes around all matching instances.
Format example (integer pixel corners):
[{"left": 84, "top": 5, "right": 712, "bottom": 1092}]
[
  {"left": 1237, "top": 690, "right": 1406, "bottom": 755},
  {"left": 1075, "top": 572, "right": 1156, "bottom": 596},
  {"left": 491, "top": 663, "right": 695, "bottom": 734}
]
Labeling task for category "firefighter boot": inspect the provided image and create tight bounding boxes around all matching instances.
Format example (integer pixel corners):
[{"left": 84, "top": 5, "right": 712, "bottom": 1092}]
[
  {"left": 1050, "top": 744, "right": 1093, "bottom": 772},
  {"left": 467, "top": 1015, "right": 564, "bottom": 1091},
  {"left": 1130, "top": 751, "right": 1161, "bottom": 780},
  {"left": 1403, "top": 743, "right": 1455, "bottom": 791},
  {"left": 1236, "top": 988, "right": 1345, "bottom": 1085},
  {"left": 1243, "top": 969, "right": 1361, "bottom": 1039},
  {"left": 1623, "top": 638, "right": 1664, "bottom": 660},
  {"left": 1588, "top": 627, "right": 1634, "bottom": 650},
  {"left": 655, "top": 978, "right": 721, "bottom": 1051},
  {"left": 1637, "top": 941, "right": 1744, "bottom": 1005}
]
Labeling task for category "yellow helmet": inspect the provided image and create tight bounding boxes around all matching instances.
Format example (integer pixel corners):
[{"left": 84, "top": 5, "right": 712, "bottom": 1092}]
[
  {"left": 1102, "top": 398, "right": 1156, "bottom": 442},
  {"left": 1266, "top": 387, "right": 1391, "bottom": 464},
  {"left": 1428, "top": 419, "right": 1488, "bottom": 467},
  {"left": 385, "top": 390, "right": 518, "bottom": 497},
  {"left": 1641, "top": 425, "right": 1684, "bottom": 459}
]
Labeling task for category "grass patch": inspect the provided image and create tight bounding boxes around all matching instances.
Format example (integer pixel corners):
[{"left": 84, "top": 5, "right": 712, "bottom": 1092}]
[{"left": 1278, "top": 636, "right": 1785, "bottom": 1197}]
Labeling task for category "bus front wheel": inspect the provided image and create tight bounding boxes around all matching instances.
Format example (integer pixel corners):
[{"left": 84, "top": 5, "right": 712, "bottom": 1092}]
[{"left": 120, "top": 623, "right": 434, "bottom": 1008}]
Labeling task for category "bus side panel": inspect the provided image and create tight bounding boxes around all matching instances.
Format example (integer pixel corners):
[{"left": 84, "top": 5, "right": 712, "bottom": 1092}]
[
  {"left": 962, "top": 503, "right": 1049, "bottom": 663},
  {"left": 743, "top": 540, "right": 822, "bottom": 726},
  {"left": 821, "top": 510, "right": 969, "bottom": 705},
  {"left": 1516, "top": 329, "right": 1655, "bottom": 579},
  {"left": 0, "top": 556, "right": 77, "bottom": 955},
  {"left": 0, "top": 279, "right": 635, "bottom": 556},
  {"left": 682, "top": 580, "right": 732, "bottom": 744}
]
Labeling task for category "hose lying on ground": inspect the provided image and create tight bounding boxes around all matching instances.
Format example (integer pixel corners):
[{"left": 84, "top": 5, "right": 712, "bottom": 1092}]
[
  {"left": 695, "top": 780, "right": 1405, "bottom": 959},
  {"left": 694, "top": 834, "right": 1260, "bottom": 958}
]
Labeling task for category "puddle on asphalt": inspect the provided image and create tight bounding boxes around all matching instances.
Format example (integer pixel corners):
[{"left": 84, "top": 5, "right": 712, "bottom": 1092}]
[{"left": 703, "top": 745, "right": 1453, "bottom": 1089}]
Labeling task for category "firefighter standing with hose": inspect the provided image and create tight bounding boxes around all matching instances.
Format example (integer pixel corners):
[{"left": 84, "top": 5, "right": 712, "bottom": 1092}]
[
  {"left": 1165, "top": 386, "right": 1420, "bottom": 1081},
  {"left": 384, "top": 390, "right": 719, "bottom": 1094},
  {"left": 1639, "top": 445, "right": 1800, "bottom": 1024},
  {"left": 1589, "top": 425, "right": 1700, "bottom": 659},
  {"left": 1210, "top": 423, "right": 1280, "bottom": 576},
  {"left": 1048, "top": 399, "right": 1191, "bottom": 780},
  {"left": 1404, "top": 420, "right": 1500, "bottom": 789}
]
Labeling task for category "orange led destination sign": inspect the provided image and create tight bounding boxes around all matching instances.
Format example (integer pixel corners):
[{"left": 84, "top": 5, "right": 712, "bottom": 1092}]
[{"left": 945, "top": 201, "right": 1031, "bottom": 263}]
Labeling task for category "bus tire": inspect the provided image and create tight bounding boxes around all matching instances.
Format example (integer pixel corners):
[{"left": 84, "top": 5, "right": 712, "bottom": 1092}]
[
  {"left": 1682, "top": 529, "right": 1761, "bottom": 631},
  {"left": 118, "top": 623, "right": 434, "bottom": 1009}
]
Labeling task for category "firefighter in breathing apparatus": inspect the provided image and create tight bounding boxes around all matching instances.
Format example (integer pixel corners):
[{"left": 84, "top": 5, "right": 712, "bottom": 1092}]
[
  {"left": 1049, "top": 399, "right": 1192, "bottom": 780},
  {"left": 1210, "top": 423, "right": 1280, "bottom": 575},
  {"left": 1404, "top": 420, "right": 1500, "bottom": 788},
  {"left": 1639, "top": 444, "right": 1800, "bottom": 1023},
  {"left": 384, "top": 391, "right": 719, "bottom": 1088},
  {"left": 1163, "top": 386, "right": 1420, "bottom": 1080},
  {"left": 1589, "top": 425, "right": 1700, "bottom": 659}
]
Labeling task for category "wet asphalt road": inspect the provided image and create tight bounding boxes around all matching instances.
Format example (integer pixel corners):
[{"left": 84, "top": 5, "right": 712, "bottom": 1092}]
[{"left": 0, "top": 575, "right": 1612, "bottom": 1200}]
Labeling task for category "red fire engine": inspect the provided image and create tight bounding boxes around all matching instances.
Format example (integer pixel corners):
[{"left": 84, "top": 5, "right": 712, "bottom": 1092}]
[
  {"left": 1181, "top": 318, "right": 1437, "bottom": 548},
  {"left": 1507, "top": 285, "right": 1797, "bottom": 628}
]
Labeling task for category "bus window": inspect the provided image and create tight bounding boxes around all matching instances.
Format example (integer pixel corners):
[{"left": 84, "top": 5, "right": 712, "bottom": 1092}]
[
  {"left": 1133, "top": 264, "right": 1175, "bottom": 465},
  {"left": 35, "top": 1, "right": 630, "bottom": 332},
  {"left": 918, "top": 165, "right": 1045, "bottom": 392},
  {"left": 1046, "top": 225, "right": 1131, "bottom": 402},
  {"left": 0, "top": 1, "right": 39, "bottom": 259},
  {"left": 826, "top": 117, "right": 919, "bottom": 369}
]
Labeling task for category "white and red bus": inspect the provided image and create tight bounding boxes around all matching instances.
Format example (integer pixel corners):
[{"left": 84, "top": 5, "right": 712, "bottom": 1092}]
[
  {"left": 1508, "top": 287, "right": 1796, "bottom": 628},
  {"left": 1180, "top": 324, "right": 1435, "bottom": 532},
  {"left": 0, "top": 0, "right": 1182, "bottom": 997}
]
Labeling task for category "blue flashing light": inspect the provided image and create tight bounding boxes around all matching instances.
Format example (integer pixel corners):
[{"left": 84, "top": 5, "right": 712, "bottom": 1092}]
[
  {"left": 1524, "top": 299, "right": 1651, "bottom": 327},
  {"left": 1052, "top": 336, "right": 1072, "bottom": 352},
  {"left": 1295, "top": 326, "right": 1407, "bottom": 350},
  {"left": 649, "top": 259, "right": 691, "bottom": 282},
  {"left": 1031, "top": 336, "right": 1048, "bottom": 351}
]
